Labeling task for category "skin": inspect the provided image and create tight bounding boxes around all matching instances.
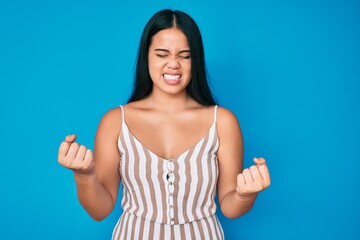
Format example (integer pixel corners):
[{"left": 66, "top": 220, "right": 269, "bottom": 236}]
[{"left": 58, "top": 27, "right": 271, "bottom": 221}]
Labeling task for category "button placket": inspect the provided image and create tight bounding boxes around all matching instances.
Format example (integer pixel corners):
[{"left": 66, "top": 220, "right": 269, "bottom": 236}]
[{"left": 166, "top": 159, "right": 175, "bottom": 225}]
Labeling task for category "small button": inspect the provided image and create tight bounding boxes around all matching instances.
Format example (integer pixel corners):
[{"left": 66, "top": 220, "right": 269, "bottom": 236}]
[
  {"left": 169, "top": 182, "right": 173, "bottom": 185},
  {"left": 169, "top": 193, "right": 173, "bottom": 196},
  {"left": 169, "top": 205, "right": 173, "bottom": 208}
]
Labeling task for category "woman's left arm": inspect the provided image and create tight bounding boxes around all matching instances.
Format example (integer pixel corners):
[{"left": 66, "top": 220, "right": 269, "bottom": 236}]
[{"left": 216, "top": 107, "right": 271, "bottom": 219}]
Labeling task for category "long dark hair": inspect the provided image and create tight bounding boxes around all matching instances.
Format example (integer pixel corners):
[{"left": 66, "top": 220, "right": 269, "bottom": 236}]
[{"left": 128, "top": 9, "right": 216, "bottom": 106}]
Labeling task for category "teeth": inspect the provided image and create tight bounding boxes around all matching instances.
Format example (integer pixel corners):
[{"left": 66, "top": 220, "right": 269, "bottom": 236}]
[{"left": 164, "top": 74, "right": 181, "bottom": 80}]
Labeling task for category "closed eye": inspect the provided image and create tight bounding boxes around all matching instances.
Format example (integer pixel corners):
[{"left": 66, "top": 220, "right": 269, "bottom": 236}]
[
  {"left": 179, "top": 55, "right": 191, "bottom": 59},
  {"left": 156, "top": 54, "right": 168, "bottom": 58}
]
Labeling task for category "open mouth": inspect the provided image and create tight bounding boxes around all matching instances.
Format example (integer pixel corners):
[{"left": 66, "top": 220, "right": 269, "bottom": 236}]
[
  {"left": 163, "top": 74, "right": 181, "bottom": 80},
  {"left": 163, "top": 74, "right": 181, "bottom": 84}
]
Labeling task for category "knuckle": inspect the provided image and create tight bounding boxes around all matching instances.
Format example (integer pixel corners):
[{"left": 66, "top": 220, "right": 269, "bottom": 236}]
[
  {"left": 250, "top": 166, "right": 257, "bottom": 173},
  {"left": 59, "top": 141, "right": 69, "bottom": 149},
  {"left": 58, "top": 142, "right": 69, "bottom": 156},
  {"left": 74, "top": 153, "right": 82, "bottom": 161},
  {"left": 72, "top": 142, "right": 80, "bottom": 149}
]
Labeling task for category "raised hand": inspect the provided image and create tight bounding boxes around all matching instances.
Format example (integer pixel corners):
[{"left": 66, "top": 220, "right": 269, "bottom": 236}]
[
  {"left": 236, "top": 157, "right": 271, "bottom": 198},
  {"left": 58, "top": 134, "right": 95, "bottom": 175}
]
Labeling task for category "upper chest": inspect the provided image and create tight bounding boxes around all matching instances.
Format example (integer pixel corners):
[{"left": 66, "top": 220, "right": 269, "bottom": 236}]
[{"left": 121, "top": 106, "right": 216, "bottom": 160}]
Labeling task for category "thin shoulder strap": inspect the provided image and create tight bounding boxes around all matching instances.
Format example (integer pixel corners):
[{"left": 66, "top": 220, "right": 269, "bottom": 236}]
[
  {"left": 213, "top": 105, "right": 218, "bottom": 123},
  {"left": 119, "top": 105, "right": 125, "bottom": 123}
]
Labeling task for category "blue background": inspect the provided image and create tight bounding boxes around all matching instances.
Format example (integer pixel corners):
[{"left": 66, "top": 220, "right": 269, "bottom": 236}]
[{"left": 1, "top": 0, "right": 359, "bottom": 239}]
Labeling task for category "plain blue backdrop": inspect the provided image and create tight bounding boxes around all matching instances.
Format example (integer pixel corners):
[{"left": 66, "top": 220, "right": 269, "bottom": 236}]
[{"left": 0, "top": 0, "right": 359, "bottom": 239}]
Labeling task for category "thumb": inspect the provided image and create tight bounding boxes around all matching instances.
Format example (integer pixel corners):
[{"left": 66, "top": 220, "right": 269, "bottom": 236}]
[
  {"left": 65, "top": 134, "right": 77, "bottom": 143},
  {"left": 253, "top": 157, "right": 266, "bottom": 165}
]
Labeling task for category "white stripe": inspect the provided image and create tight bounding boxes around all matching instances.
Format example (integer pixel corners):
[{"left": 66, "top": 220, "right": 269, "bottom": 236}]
[
  {"left": 123, "top": 188, "right": 132, "bottom": 212},
  {"left": 132, "top": 215, "right": 141, "bottom": 240},
  {"left": 184, "top": 223, "right": 191, "bottom": 238},
  {"left": 206, "top": 216, "right": 217, "bottom": 239},
  {"left": 151, "top": 154, "right": 163, "bottom": 223},
  {"left": 173, "top": 224, "right": 181, "bottom": 239},
  {"left": 133, "top": 140, "right": 146, "bottom": 216},
  {"left": 118, "top": 212, "right": 129, "bottom": 240},
  {"left": 200, "top": 218, "right": 211, "bottom": 239},
  {"left": 176, "top": 153, "right": 187, "bottom": 223},
  {"left": 153, "top": 221, "right": 160, "bottom": 239},
  {"left": 142, "top": 218, "right": 150, "bottom": 240},
  {"left": 211, "top": 137, "right": 220, "bottom": 214},
  {"left": 213, "top": 105, "right": 218, "bottom": 122},
  {"left": 122, "top": 126, "right": 142, "bottom": 213},
  {"left": 186, "top": 140, "right": 203, "bottom": 221},
  {"left": 117, "top": 136, "right": 125, "bottom": 156},
  {"left": 195, "top": 127, "right": 214, "bottom": 218},
  {"left": 118, "top": 133, "right": 131, "bottom": 211},
  {"left": 192, "top": 220, "right": 202, "bottom": 240},
  {"left": 136, "top": 144, "right": 153, "bottom": 220},
  {"left": 120, "top": 154, "right": 131, "bottom": 211},
  {"left": 164, "top": 224, "right": 170, "bottom": 240},
  {"left": 162, "top": 161, "right": 169, "bottom": 223},
  {"left": 126, "top": 213, "right": 135, "bottom": 240},
  {"left": 215, "top": 216, "right": 224, "bottom": 239},
  {"left": 205, "top": 129, "right": 219, "bottom": 216},
  {"left": 117, "top": 133, "right": 129, "bottom": 208}
]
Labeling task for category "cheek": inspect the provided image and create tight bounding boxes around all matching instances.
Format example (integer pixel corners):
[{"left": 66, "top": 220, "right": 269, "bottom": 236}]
[
  {"left": 148, "top": 60, "right": 162, "bottom": 77},
  {"left": 183, "top": 63, "right": 192, "bottom": 76},
  {"left": 149, "top": 57, "right": 164, "bottom": 69}
]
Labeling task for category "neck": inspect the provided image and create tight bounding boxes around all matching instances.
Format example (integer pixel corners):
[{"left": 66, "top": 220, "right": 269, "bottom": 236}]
[{"left": 146, "top": 90, "right": 194, "bottom": 112}]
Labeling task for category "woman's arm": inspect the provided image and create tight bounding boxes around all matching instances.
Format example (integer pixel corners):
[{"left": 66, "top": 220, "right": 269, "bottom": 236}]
[
  {"left": 58, "top": 108, "right": 122, "bottom": 221},
  {"left": 216, "top": 107, "right": 271, "bottom": 219}
]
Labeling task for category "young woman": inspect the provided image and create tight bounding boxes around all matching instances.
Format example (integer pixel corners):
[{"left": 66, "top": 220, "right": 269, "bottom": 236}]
[{"left": 58, "top": 9, "right": 270, "bottom": 239}]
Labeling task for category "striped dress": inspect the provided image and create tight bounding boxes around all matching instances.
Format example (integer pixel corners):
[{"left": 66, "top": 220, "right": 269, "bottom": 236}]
[{"left": 112, "top": 105, "right": 224, "bottom": 239}]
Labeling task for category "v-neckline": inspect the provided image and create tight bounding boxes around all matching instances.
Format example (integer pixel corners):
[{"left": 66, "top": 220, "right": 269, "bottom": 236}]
[{"left": 122, "top": 120, "right": 216, "bottom": 161}]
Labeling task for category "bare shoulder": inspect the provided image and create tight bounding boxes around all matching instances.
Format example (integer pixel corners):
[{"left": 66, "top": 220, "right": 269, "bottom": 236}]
[
  {"left": 217, "top": 106, "right": 241, "bottom": 130},
  {"left": 216, "top": 106, "right": 243, "bottom": 167},
  {"left": 216, "top": 106, "right": 243, "bottom": 144},
  {"left": 97, "top": 106, "right": 123, "bottom": 139},
  {"left": 100, "top": 107, "right": 122, "bottom": 124}
]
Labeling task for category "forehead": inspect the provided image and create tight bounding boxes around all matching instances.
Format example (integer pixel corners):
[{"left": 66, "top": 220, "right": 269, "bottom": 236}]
[{"left": 150, "top": 27, "right": 189, "bottom": 49}]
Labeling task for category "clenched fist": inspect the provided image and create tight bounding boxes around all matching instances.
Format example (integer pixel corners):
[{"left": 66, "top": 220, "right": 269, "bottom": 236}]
[
  {"left": 58, "top": 134, "right": 95, "bottom": 175},
  {"left": 236, "top": 157, "right": 271, "bottom": 198}
]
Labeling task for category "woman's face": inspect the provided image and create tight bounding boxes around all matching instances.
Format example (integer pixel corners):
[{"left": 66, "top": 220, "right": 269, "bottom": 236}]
[{"left": 148, "top": 27, "right": 192, "bottom": 96}]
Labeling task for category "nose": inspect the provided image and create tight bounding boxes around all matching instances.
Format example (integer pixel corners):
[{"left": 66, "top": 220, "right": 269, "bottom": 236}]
[{"left": 167, "top": 57, "right": 180, "bottom": 69}]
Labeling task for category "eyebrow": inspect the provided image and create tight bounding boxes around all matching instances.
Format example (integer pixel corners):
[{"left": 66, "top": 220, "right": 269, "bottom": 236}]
[{"left": 154, "top": 48, "right": 191, "bottom": 54}]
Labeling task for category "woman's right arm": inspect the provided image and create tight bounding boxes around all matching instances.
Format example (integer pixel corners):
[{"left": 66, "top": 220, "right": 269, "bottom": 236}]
[{"left": 58, "top": 108, "right": 122, "bottom": 221}]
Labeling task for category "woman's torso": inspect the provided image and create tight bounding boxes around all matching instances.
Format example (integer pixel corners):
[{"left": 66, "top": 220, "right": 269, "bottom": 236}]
[{"left": 112, "top": 103, "right": 224, "bottom": 239}]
